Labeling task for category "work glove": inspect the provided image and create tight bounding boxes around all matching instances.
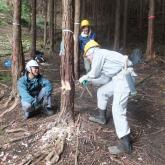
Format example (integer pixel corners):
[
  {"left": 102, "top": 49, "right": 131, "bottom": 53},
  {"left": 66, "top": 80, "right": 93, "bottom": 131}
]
[
  {"left": 79, "top": 75, "right": 89, "bottom": 87},
  {"left": 82, "top": 80, "right": 89, "bottom": 87},
  {"left": 79, "top": 75, "right": 88, "bottom": 83}
]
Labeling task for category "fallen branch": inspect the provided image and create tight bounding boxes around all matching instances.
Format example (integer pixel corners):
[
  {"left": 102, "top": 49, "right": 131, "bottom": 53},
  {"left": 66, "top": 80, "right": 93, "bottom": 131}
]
[
  {"left": 2, "top": 95, "right": 14, "bottom": 109},
  {"left": 136, "top": 74, "right": 152, "bottom": 87},
  {"left": 0, "top": 70, "right": 11, "bottom": 72},
  {"left": 6, "top": 128, "right": 28, "bottom": 134},
  {"left": 9, "top": 134, "right": 31, "bottom": 143},
  {"left": 45, "top": 138, "right": 65, "bottom": 164},
  {"left": 150, "top": 128, "right": 165, "bottom": 135},
  {"left": 0, "top": 82, "right": 8, "bottom": 88},
  {"left": 0, "top": 97, "right": 19, "bottom": 120},
  {"left": 109, "top": 155, "right": 125, "bottom": 165}
]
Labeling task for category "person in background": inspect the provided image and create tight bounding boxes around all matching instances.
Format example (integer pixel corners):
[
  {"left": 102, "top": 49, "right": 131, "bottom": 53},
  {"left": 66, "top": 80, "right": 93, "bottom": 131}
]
[
  {"left": 79, "top": 40, "right": 137, "bottom": 155},
  {"left": 79, "top": 19, "right": 96, "bottom": 73},
  {"left": 17, "top": 60, "right": 54, "bottom": 119}
]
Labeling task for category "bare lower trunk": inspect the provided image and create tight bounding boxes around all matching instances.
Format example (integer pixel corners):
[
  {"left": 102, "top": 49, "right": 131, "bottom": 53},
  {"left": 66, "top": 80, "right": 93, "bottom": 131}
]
[
  {"left": 60, "top": 0, "right": 75, "bottom": 123},
  {"left": 145, "top": 0, "right": 155, "bottom": 61},
  {"left": 12, "top": 0, "right": 24, "bottom": 96}
]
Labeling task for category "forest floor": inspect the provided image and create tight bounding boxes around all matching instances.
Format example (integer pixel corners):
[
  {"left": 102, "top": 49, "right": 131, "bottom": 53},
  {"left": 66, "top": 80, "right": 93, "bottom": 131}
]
[{"left": 0, "top": 30, "right": 165, "bottom": 165}]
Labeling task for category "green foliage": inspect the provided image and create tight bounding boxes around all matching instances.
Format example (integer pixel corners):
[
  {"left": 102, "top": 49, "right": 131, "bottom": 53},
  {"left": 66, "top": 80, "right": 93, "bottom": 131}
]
[
  {"left": 0, "top": 72, "right": 11, "bottom": 83},
  {"left": 0, "top": 34, "right": 12, "bottom": 56},
  {"left": 21, "top": 0, "right": 31, "bottom": 27},
  {"left": 22, "top": 39, "right": 31, "bottom": 52},
  {"left": 0, "top": 0, "right": 10, "bottom": 13},
  {"left": 36, "top": 16, "right": 45, "bottom": 29}
]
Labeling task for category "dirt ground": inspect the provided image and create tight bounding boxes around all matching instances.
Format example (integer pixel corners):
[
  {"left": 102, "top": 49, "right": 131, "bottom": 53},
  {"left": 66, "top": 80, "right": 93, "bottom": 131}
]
[{"left": 0, "top": 48, "right": 165, "bottom": 165}]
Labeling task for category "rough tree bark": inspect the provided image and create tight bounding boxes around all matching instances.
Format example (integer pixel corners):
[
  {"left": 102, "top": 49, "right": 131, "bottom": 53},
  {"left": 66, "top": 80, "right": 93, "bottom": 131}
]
[
  {"left": 74, "top": 0, "right": 80, "bottom": 79},
  {"left": 60, "top": 0, "right": 75, "bottom": 123},
  {"left": 139, "top": 0, "right": 143, "bottom": 40},
  {"left": 31, "top": 0, "right": 36, "bottom": 58},
  {"left": 113, "top": 0, "right": 121, "bottom": 50},
  {"left": 12, "top": 0, "right": 24, "bottom": 96},
  {"left": 44, "top": 0, "right": 48, "bottom": 47},
  {"left": 162, "top": 0, "right": 165, "bottom": 39},
  {"left": 49, "top": 0, "right": 54, "bottom": 55},
  {"left": 145, "top": 0, "right": 155, "bottom": 61}
]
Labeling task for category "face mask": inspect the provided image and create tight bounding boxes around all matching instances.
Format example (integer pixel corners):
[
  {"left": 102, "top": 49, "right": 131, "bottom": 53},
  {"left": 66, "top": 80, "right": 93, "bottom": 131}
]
[{"left": 81, "top": 32, "right": 88, "bottom": 37}]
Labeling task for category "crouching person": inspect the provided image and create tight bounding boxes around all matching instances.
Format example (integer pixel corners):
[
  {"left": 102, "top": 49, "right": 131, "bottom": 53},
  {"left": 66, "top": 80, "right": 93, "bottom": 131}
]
[
  {"left": 17, "top": 60, "right": 54, "bottom": 119},
  {"left": 79, "top": 40, "right": 137, "bottom": 155}
]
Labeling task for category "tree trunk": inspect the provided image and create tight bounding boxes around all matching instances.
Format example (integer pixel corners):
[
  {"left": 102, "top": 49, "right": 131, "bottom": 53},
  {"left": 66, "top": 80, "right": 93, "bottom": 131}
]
[
  {"left": 44, "top": 0, "right": 48, "bottom": 47},
  {"left": 113, "top": 0, "right": 121, "bottom": 50},
  {"left": 12, "top": 0, "right": 24, "bottom": 96},
  {"left": 31, "top": 0, "right": 36, "bottom": 58},
  {"left": 54, "top": 0, "right": 57, "bottom": 45},
  {"left": 49, "top": 0, "right": 54, "bottom": 55},
  {"left": 81, "top": 0, "right": 85, "bottom": 18},
  {"left": 74, "top": 0, "right": 80, "bottom": 80},
  {"left": 123, "top": 0, "right": 128, "bottom": 49},
  {"left": 162, "top": 0, "right": 165, "bottom": 39},
  {"left": 93, "top": 0, "right": 98, "bottom": 35},
  {"left": 145, "top": 0, "right": 155, "bottom": 61},
  {"left": 139, "top": 0, "right": 143, "bottom": 40},
  {"left": 60, "top": 0, "right": 75, "bottom": 123}
]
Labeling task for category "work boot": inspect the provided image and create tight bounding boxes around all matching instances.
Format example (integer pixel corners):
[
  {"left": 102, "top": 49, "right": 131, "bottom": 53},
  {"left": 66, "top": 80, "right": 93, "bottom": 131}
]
[
  {"left": 89, "top": 109, "right": 106, "bottom": 124},
  {"left": 43, "top": 107, "right": 54, "bottom": 116},
  {"left": 108, "top": 134, "right": 132, "bottom": 155},
  {"left": 23, "top": 111, "right": 32, "bottom": 120}
]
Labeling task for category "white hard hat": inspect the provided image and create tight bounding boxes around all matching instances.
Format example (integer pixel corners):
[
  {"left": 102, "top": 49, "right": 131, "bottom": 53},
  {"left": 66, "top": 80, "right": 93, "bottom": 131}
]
[{"left": 26, "top": 60, "right": 39, "bottom": 72}]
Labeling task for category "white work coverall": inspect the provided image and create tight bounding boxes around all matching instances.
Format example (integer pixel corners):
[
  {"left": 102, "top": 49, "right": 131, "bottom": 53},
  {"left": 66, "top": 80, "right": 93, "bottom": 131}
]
[{"left": 84, "top": 48, "right": 136, "bottom": 139}]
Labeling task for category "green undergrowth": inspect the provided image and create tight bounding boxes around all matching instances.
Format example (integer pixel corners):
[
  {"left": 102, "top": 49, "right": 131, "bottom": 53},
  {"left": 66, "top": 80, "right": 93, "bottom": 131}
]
[{"left": 0, "top": 72, "right": 11, "bottom": 83}]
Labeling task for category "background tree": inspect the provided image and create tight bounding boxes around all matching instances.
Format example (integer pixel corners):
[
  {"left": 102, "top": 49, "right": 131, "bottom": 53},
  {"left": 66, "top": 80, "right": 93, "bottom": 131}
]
[
  {"left": 43, "top": 0, "right": 48, "bottom": 47},
  {"left": 31, "top": 0, "right": 36, "bottom": 58},
  {"left": 48, "top": 0, "right": 54, "bottom": 55},
  {"left": 145, "top": 0, "right": 155, "bottom": 61},
  {"left": 113, "top": 0, "right": 121, "bottom": 50},
  {"left": 74, "top": 0, "right": 80, "bottom": 79},
  {"left": 123, "top": 0, "right": 128, "bottom": 49}
]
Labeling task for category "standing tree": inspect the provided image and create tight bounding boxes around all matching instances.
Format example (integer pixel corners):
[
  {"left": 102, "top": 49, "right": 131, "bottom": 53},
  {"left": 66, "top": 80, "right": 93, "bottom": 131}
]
[
  {"left": 113, "top": 0, "right": 121, "bottom": 50},
  {"left": 123, "top": 0, "right": 128, "bottom": 49},
  {"left": 43, "top": 0, "right": 48, "bottom": 47},
  {"left": 12, "top": 0, "right": 24, "bottom": 96},
  {"left": 145, "top": 0, "right": 155, "bottom": 61},
  {"left": 60, "top": 0, "right": 75, "bottom": 123},
  {"left": 0, "top": 0, "right": 24, "bottom": 118},
  {"left": 31, "top": 0, "right": 37, "bottom": 58},
  {"left": 74, "top": 0, "right": 80, "bottom": 79},
  {"left": 49, "top": 0, "right": 54, "bottom": 55},
  {"left": 162, "top": 0, "right": 165, "bottom": 39},
  {"left": 139, "top": 0, "right": 143, "bottom": 40}
]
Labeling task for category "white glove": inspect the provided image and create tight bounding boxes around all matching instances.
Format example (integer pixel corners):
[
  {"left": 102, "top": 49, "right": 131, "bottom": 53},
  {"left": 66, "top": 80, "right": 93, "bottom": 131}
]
[{"left": 79, "top": 75, "right": 88, "bottom": 84}]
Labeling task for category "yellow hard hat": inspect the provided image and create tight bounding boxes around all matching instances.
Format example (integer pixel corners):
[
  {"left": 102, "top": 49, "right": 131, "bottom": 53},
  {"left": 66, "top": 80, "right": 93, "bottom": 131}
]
[
  {"left": 81, "top": 19, "right": 90, "bottom": 27},
  {"left": 84, "top": 40, "right": 100, "bottom": 56}
]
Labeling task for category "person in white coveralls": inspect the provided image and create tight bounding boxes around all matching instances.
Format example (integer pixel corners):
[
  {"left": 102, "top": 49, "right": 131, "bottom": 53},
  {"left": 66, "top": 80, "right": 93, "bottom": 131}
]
[{"left": 79, "top": 40, "right": 137, "bottom": 155}]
